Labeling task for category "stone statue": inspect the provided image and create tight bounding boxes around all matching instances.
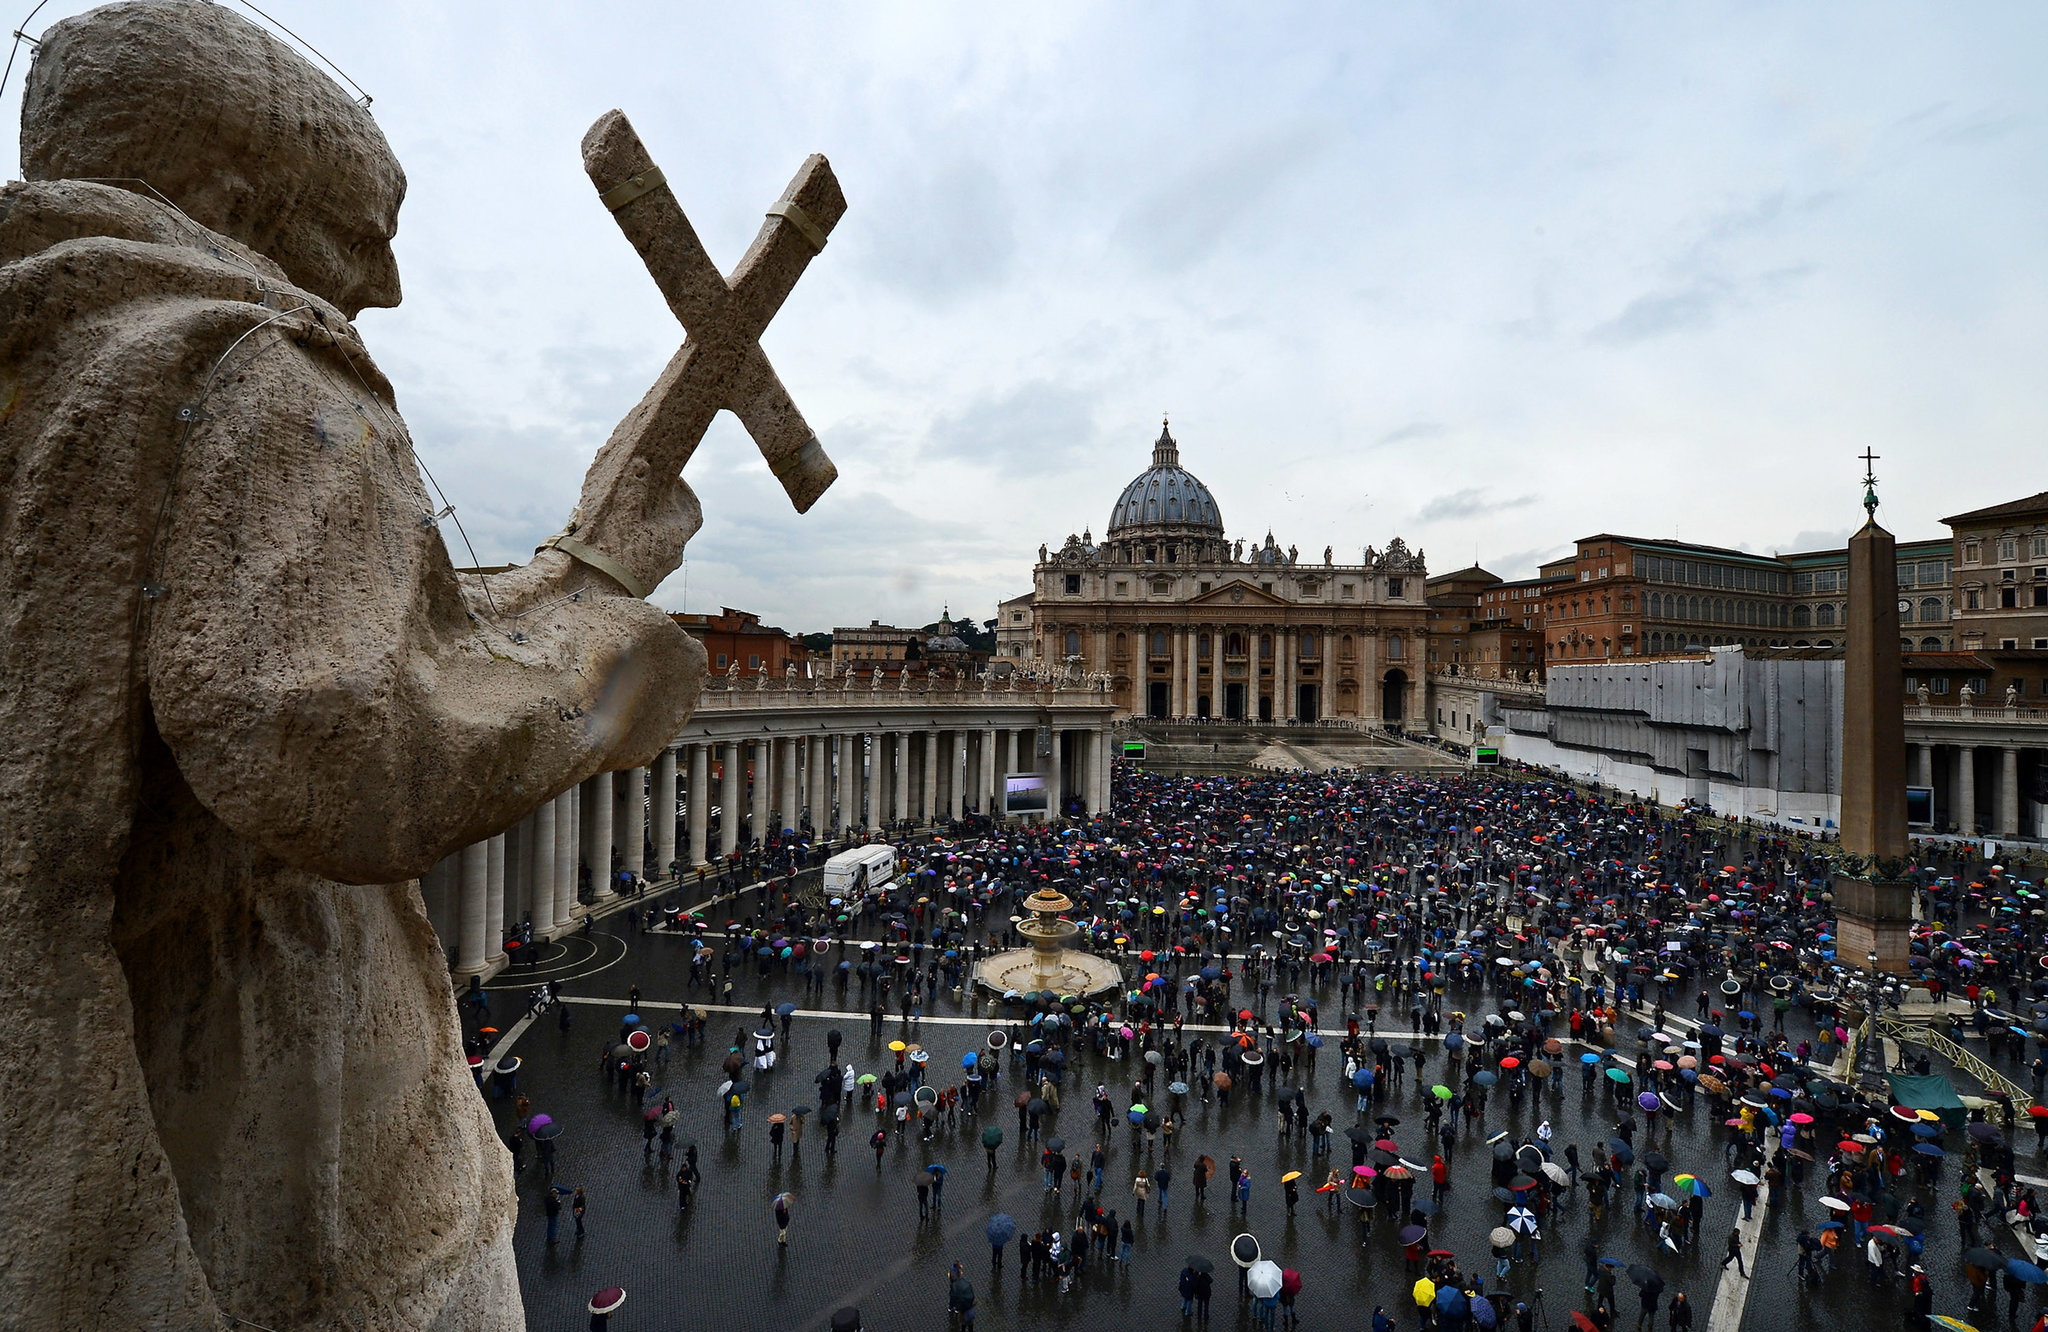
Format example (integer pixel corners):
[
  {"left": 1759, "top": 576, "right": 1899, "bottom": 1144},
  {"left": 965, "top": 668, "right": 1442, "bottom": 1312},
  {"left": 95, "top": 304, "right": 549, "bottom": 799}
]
[
  {"left": 0, "top": 5, "right": 840, "bottom": 1328},
  {"left": 1918, "top": 683, "right": 1930, "bottom": 708},
  {"left": 1324, "top": 545, "right": 1333, "bottom": 565},
  {"left": 1234, "top": 538, "right": 1244, "bottom": 560},
  {"left": 1288, "top": 544, "right": 1298, "bottom": 564},
  {"left": 1960, "top": 682, "right": 1975, "bottom": 709},
  {"left": 728, "top": 657, "right": 743, "bottom": 682},
  {"left": 2008, "top": 683, "right": 2019, "bottom": 709},
  {"left": 1040, "top": 543, "right": 1049, "bottom": 563}
]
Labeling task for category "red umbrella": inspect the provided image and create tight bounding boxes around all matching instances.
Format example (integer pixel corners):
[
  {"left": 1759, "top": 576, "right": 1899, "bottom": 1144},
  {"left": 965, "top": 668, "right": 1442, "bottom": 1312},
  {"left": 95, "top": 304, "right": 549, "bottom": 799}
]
[
  {"left": 1499, "top": 1056, "right": 1521, "bottom": 1070},
  {"left": 1281, "top": 1268, "right": 1303, "bottom": 1296}
]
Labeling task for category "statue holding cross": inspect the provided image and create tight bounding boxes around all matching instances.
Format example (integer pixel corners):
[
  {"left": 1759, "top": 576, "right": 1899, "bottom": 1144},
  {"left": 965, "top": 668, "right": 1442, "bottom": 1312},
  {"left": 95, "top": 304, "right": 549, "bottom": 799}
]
[{"left": 0, "top": 3, "right": 844, "bottom": 1327}]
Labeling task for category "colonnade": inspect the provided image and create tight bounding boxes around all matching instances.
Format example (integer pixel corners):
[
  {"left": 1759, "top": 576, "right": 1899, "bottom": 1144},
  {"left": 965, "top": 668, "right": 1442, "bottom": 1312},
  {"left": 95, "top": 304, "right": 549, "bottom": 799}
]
[
  {"left": 1908, "top": 739, "right": 2040, "bottom": 839},
  {"left": 424, "top": 714, "right": 1116, "bottom": 977}
]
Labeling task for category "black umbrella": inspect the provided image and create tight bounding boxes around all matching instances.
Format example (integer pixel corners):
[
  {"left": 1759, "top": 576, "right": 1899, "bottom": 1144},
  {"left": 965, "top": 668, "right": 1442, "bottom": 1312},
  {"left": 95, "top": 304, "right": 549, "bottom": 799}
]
[
  {"left": 1186, "top": 1255, "right": 1214, "bottom": 1274},
  {"left": 1626, "top": 1265, "right": 1664, "bottom": 1293},
  {"left": 1965, "top": 1247, "right": 2007, "bottom": 1270},
  {"left": 820, "top": 1103, "right": 840, "bottom": 1126},
  {"left": 1412, "top": 1197, "right": 1439, "bottom": 1217},
  {"left": 1231, "top": 1234, "right": 1261, "bottom": 1268},
  {"left": 1398, "top": 1224, "right": 1428, "bottom": 1245},
  {"left": 1609, "top": 1141, "right": 1634, "bottom": 1166},
  {"left": 893, "top": 1092, "right": 912, "bottom": 1108},
  {"left": 1046, "top": 1136, "right": 1066, "bottom": 1154},
  {"left": 1347, "top": 1126, "right": 1375, "bottom": 1146},
  {"left": 1642, "top": 1150, "right": 1670, "bottom": 1175}
]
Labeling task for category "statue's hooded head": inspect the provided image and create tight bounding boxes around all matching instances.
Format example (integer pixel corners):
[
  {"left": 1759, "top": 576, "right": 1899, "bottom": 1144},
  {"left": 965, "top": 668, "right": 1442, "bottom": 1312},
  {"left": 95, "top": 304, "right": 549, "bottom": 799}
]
[{"left": 20, "top": 0, "right": 404, "bottom": 317}]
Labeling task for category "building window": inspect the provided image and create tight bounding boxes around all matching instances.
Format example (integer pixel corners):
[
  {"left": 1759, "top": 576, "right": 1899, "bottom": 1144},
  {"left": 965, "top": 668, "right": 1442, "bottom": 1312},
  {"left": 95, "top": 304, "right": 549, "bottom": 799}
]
[
  {"left": 1115, "top": 632, "right": 1127, "bottom": 653},
  {"left": 1341, "top": 583, "right": 1356, "bottom": 599},
  {"left": 1342, "top": 634, "right": 1354, "bottom": 657},
  {"left": 1998, "top": 537, "right": 2019, "bottom": 562},
  {"left": 1064, "top": 631, "right": 1080, "bottom": 655},
  {"left": 1152, "top": 578, "right": 1171, "bottom": 595},
  {"left": 1113, "top": 580, "right": 1128, "bottom": 596},
  {"left": 1793, "top": 605, "right": 1811, "bottom": 628},
  {"left": 1388, "top": 635, "right": 1404, "bottom": 660},
  {"left": 1388, "top": 578, "right": 1405, "bottom": 598},
  {"left": 1920, "top": 597, "right": 1944, "bottom": 622},
  {"left": 1198, "top": 582, "right": 1211, "bottom": 594},
  {"left": 1922, "top": 637, "right": 1942, "bottom": 651},
  {"left": 716, "top": 653, "right": 728, "bottom": 669},
  {"left": 1260, "top": 634, "right": 1273, "bottom": 659},
  {"left": 1226, "top": 633, "right": 1244, "bottom": 656},
  {"left": 1932, "top": 677, "right": 1949, "bottom": 694},
  {"left": 1151, "top": 632, "right": 1168, "bottom": 658},
  {"left": 748, "top": 654, "right": 760, "bottom": 669},
  {"left": 1965, "top": 588, "right": 1982, "bottom": 610},
  {"left": 1301, "top": 633, "right": 1318, "bottom": 658},
  {"left": 1964, "top": 540, "right": 1981, "bottom": 565},
  {"left": 1816, "top": 604, "right": 1836, "bottom": 627},
  {"left": 1065, "top": 574, "right": 1081, "bottom": 595}
]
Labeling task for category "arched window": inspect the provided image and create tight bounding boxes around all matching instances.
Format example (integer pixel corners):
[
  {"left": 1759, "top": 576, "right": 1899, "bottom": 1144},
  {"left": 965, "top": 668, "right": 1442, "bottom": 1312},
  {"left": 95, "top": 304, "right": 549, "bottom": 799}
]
[
  {"left": 1226, "top": 633, "right": 1245, "bottom": 656},
  {"left": 1920, "top": 597, "right": 1943, "bottom": 623},
  {"left": 1341, "top": 634, "right": 1354, "bottom": 657},
  {"left": 1815, "top": 603, "right": 1836, "bottom": 627},
  {"left": 1064, "top": 631, "right": 1080, "bottom": 656},
  {"left": 1151, "top": 631, "right": 1168, "bottom": 657},
  {"left": 1115, "top": 632, "right": 1127, "bottom": 653},
  {"left": 1197, "top": 633, "right": 1210, "bottom": 655},
  {"left": 1260, "top": 634, "right": 1274, "bottom": 659},
  {"left": 1921, "top": 636, "right": 1942, "bottom": 650},
  {"left": 1301, "top": 633, "right": 1318, "bottom": 658},
  {"left": 1388, "top": 635, "right": 1404, "bottom": 660},
  {"left": 1792, "top": 605, "right": 1812, "bottom": 628}
]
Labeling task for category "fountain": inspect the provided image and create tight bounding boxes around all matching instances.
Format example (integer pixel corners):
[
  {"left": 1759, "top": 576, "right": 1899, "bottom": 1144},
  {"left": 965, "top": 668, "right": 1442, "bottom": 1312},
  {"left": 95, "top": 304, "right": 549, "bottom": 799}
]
[{"left": 972, "top": 886, "right": 1122, "bottom": 999}]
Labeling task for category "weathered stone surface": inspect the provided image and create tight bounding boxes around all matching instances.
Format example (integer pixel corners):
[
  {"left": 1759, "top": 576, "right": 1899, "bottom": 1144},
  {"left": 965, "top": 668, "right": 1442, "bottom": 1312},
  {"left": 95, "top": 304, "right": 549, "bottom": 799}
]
[{"left": 0, "top": 3, "right": 722, "bottom": 1327}]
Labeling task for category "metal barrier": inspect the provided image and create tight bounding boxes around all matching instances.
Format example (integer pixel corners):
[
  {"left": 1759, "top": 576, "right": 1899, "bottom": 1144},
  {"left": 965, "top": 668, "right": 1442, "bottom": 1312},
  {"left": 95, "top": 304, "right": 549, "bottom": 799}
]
[{"left": 1876, "top": 1013, "right": 2034, "bottom": 1111}]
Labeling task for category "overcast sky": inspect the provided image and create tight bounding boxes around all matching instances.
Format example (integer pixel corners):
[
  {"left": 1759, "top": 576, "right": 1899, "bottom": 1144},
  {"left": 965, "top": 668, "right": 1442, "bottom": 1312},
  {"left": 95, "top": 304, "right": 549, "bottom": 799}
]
[{"left": 11, "top": 3, "right": 2044, "bottom": 632}]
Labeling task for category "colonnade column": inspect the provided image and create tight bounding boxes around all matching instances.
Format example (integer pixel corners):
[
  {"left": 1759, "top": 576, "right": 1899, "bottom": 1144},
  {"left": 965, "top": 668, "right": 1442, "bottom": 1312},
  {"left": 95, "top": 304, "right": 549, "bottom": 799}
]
[
  {"left": 619, "top": 766, "right": 645, "bottom": 882},
  {"left": 893, "top": 732, "right": 910, "bottom": 828},
  {"left": 582, "top": 770, "right": 614, "bottom": 898},
  {"left": 554, "top": 786, "right": 579, "bottom": 926},
  {"left": 1957, "top": 746, "right": 1977, "bottom": 834},
  {"left": 807, "top": 736, "right": 826, "bottom": 830},
  {"left": 778, "top": 737, "right": 800, "bottom": 835},
  {"left": 456, "top": 839, "right": 489, "bottom": 973},
  {"left": 1048, "top": 727, "right": 1064, "bottom": 821},
  {"left": 984, "top": 728, "right": 1000, "bottom": 813},
  {"left": 2000, "top": 747, "right": 2021, "bottom": 838},
  {"left": 918, "top": 731, "right": 936, "bottom": 824},
  {"left": 750, "top": 740, "right": 772, "bottom": 843},
  {"left": 653, "top": 749, "right": 678, "bottom": 875},
  {"left": 484, "top": 833, "right": 505, "bottom": 965},
  {"left": 834, "top": 735, "right": 854, "bottom": 833},
  {"left": 718, "top": 742, "right": 741, "bottom": 857},
  {"left": 947, "top": 731, "right": 965, "bottom": 821},
  {"left": 1277, "top": 628, "right": 1293, "bottom": 721},
  {"left": 1210, "top": 629, "right": 1224, "bottom": 719},
  {"left": 1913, "top": 743, "right": 1933, "bottom": 793},
  {"left": 687, "top": 745, "right": 709, "bottom": 867},
  {"left": 531, "top": 801, "right": 556, "bottom": 932}
]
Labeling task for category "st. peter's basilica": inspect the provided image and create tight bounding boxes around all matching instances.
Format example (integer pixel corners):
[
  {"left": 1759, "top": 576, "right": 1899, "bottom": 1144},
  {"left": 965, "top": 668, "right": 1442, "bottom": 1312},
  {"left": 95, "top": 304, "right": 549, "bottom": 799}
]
[{"left": 1027, "top": 422, "right": 1429, "bottom": 725}]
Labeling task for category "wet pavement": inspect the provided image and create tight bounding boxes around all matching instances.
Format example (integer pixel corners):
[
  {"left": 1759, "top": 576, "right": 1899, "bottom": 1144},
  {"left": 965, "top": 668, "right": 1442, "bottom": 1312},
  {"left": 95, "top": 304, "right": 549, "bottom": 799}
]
[{"left": 475, "top": 868, "right": 2039, "bottom": 1332}]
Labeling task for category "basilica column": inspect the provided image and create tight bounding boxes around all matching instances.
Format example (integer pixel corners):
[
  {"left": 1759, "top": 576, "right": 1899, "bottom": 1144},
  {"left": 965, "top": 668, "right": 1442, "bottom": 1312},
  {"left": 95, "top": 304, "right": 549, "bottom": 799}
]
[
  {"left": 1913, "top": 743, "right": 1933, "bottom": 794},
  {"left": 687, "top": 744, "right": 709, "bottom": 867},
  {"left": 751, "top": 740, "right": 774, "bottom": 843},
  {"left": 1956, "top": 746, "right": 1977, "bottom": 834},
  {"left": 653, "top": 749, "right": 678, "bottom": 875},
  {"left": 947, "top": 731, "right": 965, "bottom": 821},
  {"left": 807, "top": 736, "right": 827, "bottom": 829},
  {"left": 718, "top": 741, "right": 741, "bottom": 857},
  {"left": 1048, "top": 727, "right": 1064, "bottom": 821},
  {"left": 456, "top": 839, "right": 489, "bottom": 973},
  {"left": 919, "top": 731, "right": 938, "bottom": 824},
  {"left": 1209, "top": 628, "right": 1224, "bottom": 719},
  {"left": 1999, "top": 747, "right": 2021, "bottom": 838},
  {"left": 619, "top": 766, "right": 645, "bottom": 882},
  {"left": 985, "top": 727, "right": 1000, "bottom": 813},
  {"left": 1184, "top": 628, "right": 1198, "bottom": 718}
]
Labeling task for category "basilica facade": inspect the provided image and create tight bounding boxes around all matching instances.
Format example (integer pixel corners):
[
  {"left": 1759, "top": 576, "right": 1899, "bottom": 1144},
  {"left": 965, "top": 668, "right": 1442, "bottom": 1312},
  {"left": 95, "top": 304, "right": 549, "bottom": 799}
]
[{"left": 1029, "top": 423, "right": 1430, "bottom": 725}]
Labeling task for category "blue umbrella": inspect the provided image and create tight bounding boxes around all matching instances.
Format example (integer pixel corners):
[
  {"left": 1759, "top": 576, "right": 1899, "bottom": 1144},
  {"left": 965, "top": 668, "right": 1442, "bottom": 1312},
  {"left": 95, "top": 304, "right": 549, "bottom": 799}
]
[
  {"left": 621, "top": 1013, "right": 642, "bottom": 1026},
  {"left": 962, "top": 1052, "right": 979, "bottom": 1070},
  {"left": 1914, "top": 1143, "right": 1945, "bottom": 1157},
  {"left": 775, "top": 1002, "right": 797, "bottom": 1017},
  {"left": 1353, "top": 1069, "right": 1375, "bottom": 1090},
  {"left": 1435, "top": 1286, "right": 1470, "bottom": 1317},
  {"left": 1474, "top": 1071, "right": 1498, "bottom": 1087},
  {"left": 1580, "top": 1052, "right": 1602, "bottom": 1065},
  {"left": 986, "top": 1214, "right": 1017, "bottom": 1248},
  {"left": 1445, "top": 1033, "right": 1465, "bottom": 1050},
  {"left": 2008, "top": 1260, "right": 2047, "bottom": 1285},
  {"left": 1471, "top": 1295, "right": 1499, "bottom": 1330}
]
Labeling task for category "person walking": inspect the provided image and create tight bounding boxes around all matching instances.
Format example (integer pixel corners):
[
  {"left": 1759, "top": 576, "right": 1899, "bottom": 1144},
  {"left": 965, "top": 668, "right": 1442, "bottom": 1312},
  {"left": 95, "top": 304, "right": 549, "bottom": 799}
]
[
  {"left": 775, "top": 1193, "right": 791, "bottom": 1247},
  {"left": 1133, "top": 1170, "right": 1151, "bottom": 1221},
  {"left": 1667, "top": 1292, "right": 1692, "bottom": 1332},
  {"left": 1155, "top": 1162, "right": 1172, "bottom": 1213},
  {"left": 1720, "top": 1227, "right": 1746, "bottom": 1276},
  {"left": 948, "top": 1262, "right": 976, "bottom": 1330},
  {"left": 571, "top": 1185, "right": 588, "bottom": 1240},
  {"left": 544, "top": 1186, "right": 563, "bottom": 1244},
  {"left": 1235, "top": 1169, "right": 1252, "bottom": 1215},
  {"left": 872, "top": 1128, "right": 888, "bottom": 1169}
]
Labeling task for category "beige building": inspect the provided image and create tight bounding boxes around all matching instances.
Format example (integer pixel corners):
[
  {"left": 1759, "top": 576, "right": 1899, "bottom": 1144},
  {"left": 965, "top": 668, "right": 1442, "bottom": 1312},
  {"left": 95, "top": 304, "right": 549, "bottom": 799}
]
[
  {"left": 994, "top": 592, "right": 1034, "bottom": 663},
  {"left": 1030, "top": 422, "right": 1430, "bottom": 724},
  {"left": 1947, "top": 490, "right": 2048, "bottom": 652},
  {"left": 830, "top": 620, "right": 918, "bottom": 671}
]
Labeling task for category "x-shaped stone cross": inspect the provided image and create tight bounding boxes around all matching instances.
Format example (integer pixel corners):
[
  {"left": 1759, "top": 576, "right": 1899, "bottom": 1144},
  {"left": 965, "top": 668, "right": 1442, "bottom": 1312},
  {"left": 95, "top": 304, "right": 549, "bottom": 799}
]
[{"left": 550, "top": 111, "right": 841, "bottom": 596}]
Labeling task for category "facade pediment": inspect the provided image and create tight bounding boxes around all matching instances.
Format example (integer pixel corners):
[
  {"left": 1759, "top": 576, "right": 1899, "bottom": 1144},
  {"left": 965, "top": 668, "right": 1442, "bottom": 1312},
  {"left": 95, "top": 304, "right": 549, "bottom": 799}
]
[{"left": 1187, "top": 579, "right": 1289, "bottom": 607}]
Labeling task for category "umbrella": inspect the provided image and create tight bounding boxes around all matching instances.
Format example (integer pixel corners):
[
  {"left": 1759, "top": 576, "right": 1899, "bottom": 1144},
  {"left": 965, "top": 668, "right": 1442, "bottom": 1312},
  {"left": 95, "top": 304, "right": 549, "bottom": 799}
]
[
  {"left": 1508, "top": 1206, "right": 1538, "bottom": 1233},
  {"left": 1399, "top": 1224, "right": 1429, "bottom": 1245},
  {"left": 776, "top": 1002, "right": 797, "bottom": 1017},
  {"left": 1648, "top": 1192, "right": 1678, "bottom": 1210},
  {"left": 1046, "top": 1136, "right": 1066, "bottom": 1154},
  {"left": 1964, "top": 1247, "right": 2007, "bottom": 1271},
  {"left": 531, "top": 1121, "right": 563, "bottom": 1141},
  {"left": 1929, "top": 1320, "right": 1980, "bottom": 1332},
  {"left": 589, "top": 1287, "right": 627, "bottom": 1316},
  {"left": 1472, "top": 1295, "right": 1499, "bottom": 1330},
  {"left": 1490, "top": 1226, "right": 1517, "bottom": 1248},
  {"left": 1232, "top": 1233, "right": 1261, "bottom": 1268},
  {"left": 982, "top": 1124, "right": 1003, "bottom": 1148},
  {"left": 1574, "top": 1315, "right": 1602, "bottom": 1332},
  {"left": 1626, "top": 1264, "right": 1665, "bottom": 1293},
  {"left": 526, "top": 1114, "right": 554, "bottom": 1133},
  {"left": 986, "top": 1213, "right": 1017, "bottom": 1247},
  {"left": 1732, "top": 1170, "right": 1761, "bottom": 1186},
  {"left": 1281, "top": 1171, "right": 1303, "bottom": 1184},
  {"left": 1542, "top": 1162, "right": 1570, "bottom": 1185},
  {"left": 1248, "top": 1260, "right": 1283, "bottom": 1299},
  {"left": 1606, "top": 1067, "right": 1631, "bottom": 1084},
  {"left": 2007, "top": 1260, "right": 2048, "bottom": 1285}
]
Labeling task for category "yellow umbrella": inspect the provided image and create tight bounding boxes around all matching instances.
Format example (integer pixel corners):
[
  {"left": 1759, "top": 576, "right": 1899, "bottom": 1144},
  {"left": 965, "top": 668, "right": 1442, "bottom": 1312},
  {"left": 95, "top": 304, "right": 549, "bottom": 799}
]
[
  {"left": 1929, "top": 1319, "right": 1979, "bottom": 1332},
  {"left": 1917, "top": 1109, "right": 1941, "bottom": 1123},
  {"left": 889, "top": 1040, "right": 907, "bottom": 1053},
  {"left": 1281, "top": 1171, "right": 1303, "bottom": 1184},
  {"left": 1413, "top": 1278, "right": 1437, "bottom": 1309}
]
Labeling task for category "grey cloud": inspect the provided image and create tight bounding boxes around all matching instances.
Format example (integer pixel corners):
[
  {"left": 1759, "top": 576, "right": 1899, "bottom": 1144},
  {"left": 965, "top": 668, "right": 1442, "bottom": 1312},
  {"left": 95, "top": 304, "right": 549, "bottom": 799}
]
[
  {"left": 922, "top": 379, "right": 1101, "bottom": 476},
  {"left": 1783, "top": 528, "right": 1856, "bottom": 554},
  {"left": 1418, "top": 488, "right": 1539, "bottom": 522},
  {"left": 1376, "top": 421, "right": 1447, "bottom": 447},
  {"left": 1114, "top": 122, "right": 1333, "bottom": 271},
  {"left": 1588, "top": 279, "right": 1730, "bottom": 345}
]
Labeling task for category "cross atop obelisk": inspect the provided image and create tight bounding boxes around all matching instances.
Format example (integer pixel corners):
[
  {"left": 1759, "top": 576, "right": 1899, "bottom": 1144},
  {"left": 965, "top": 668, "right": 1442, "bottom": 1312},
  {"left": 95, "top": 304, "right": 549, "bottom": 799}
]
[{"left": 1860, "top": 446, "right": 1881, "bottom": 518}]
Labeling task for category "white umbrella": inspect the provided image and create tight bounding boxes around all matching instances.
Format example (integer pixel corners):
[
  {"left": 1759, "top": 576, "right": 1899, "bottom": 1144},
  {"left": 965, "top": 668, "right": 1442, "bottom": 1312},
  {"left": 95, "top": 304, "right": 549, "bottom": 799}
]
[
  {"left": 1541, "top": 1162, "right": 1570, "bottom": 1185},
  {"left": 1508, "top": 1206, "right": 1538, "bottom": 1233},
  {"left": 1247, "top": 1259, "right": 1283, "bottom": 1299}
]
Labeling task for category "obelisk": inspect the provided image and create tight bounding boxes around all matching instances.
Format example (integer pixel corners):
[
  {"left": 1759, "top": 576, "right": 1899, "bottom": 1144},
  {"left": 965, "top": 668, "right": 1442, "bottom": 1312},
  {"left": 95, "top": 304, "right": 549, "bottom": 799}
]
[{"left": 1834, "top": 449, "right": 1913, "bottom": 975}]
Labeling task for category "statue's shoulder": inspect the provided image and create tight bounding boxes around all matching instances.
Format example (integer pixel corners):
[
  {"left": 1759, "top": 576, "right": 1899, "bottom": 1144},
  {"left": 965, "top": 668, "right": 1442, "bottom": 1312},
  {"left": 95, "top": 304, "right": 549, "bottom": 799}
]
[{"left": 1, "top": 179, "right": 297, "bottom": 310}]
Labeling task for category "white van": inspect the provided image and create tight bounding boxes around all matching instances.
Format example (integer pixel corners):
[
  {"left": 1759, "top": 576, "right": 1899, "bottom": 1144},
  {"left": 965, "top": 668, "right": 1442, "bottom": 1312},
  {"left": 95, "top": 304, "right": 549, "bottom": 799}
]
[{"left": 823, "top": 843, "right": 897, "bottom": 897}]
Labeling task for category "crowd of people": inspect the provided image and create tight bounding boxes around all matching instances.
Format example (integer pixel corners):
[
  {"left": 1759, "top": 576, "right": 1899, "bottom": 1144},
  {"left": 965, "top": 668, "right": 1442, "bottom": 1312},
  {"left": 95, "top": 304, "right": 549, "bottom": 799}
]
[{"left": 499, "top": 763, "right": 2048, "bottom": 1330}]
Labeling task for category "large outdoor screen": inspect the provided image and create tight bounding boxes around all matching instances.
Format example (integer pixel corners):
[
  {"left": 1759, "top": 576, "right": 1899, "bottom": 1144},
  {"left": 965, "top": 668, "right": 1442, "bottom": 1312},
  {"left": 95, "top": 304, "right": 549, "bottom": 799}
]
[{"left": 1004, "top": 773, "right": 1048, "bottom": 816}]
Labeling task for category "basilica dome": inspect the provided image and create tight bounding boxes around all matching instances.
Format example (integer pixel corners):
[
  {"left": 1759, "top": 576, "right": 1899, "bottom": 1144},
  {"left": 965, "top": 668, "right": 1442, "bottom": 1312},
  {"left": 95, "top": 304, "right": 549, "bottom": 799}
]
[{"left": 1106, "top": 422, "right": 1223, "bottom": 535}]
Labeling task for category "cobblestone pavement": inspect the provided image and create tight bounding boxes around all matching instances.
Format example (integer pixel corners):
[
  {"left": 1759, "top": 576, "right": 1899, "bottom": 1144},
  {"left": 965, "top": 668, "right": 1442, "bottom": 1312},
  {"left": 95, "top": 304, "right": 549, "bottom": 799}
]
[{"left": 474, "top": 892, "right": 2019, "bottom": 1332}]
